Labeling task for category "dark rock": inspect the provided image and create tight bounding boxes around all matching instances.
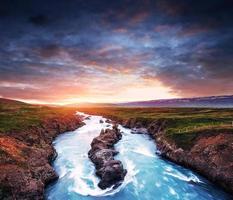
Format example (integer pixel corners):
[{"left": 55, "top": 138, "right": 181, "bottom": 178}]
[
  {"left": 99, "top": 119, "right": 104, "bottom": 123},
  {"left": 88, "top": 126, "right": 127, "bottom": 189},
  {"left": 97, "top": 160, "right": 127, "bottom": 189},
  {"left": 131, "top": 127, "right": 148, "bottom": 134},
  {"left": 147, "top": 120, "right": 166, "bottom": 137},
  {"left": 105, "top": 119, "right": 111, "bottom": 123},
  {"left": 123, "top": 118, "right": 136, "bottom": 128}
]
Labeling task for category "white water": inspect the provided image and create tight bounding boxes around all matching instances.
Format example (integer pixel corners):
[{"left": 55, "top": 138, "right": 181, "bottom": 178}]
[{"left": 46, "top": 113, "right": 232, "bottom": 200}]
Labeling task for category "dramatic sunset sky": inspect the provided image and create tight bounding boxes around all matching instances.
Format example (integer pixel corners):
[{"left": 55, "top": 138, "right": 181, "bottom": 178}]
[{"left": 0, "top": 0, "right": 232, "bottom": 104}]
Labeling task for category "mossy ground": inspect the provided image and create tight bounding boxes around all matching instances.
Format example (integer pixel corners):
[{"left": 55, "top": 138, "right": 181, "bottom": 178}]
[
  {"left": 0, "top": 99, "right": 76, "bottom": 132},
  {"left": 1, "top": 98, "right": 233, "bottom": 149}
]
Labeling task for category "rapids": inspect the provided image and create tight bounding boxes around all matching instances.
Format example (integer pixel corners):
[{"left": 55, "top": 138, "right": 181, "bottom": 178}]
[{"left": 46, "top": 113, "right": 231, "bottom": 200}]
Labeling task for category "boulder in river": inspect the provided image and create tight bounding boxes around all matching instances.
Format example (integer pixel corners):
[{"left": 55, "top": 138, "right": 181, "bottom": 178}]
[
  {"left": 105, "top": 119, "right": 111, "bottom": 123},
  {"left": 88, "top": 126, "right": 127, "bottom": 189}
]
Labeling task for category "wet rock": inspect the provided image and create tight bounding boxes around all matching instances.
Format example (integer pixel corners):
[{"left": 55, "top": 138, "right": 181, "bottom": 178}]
[
  {"left": 89, "top": 149, "right": 118, "bottom": 169},
  {"left": 105, "top": 119, "right": 111, "bottom": 123},
  {"left": 97, "top": 160, "right": 127, "bottom": 189},
  {"left": 99, "top": 119, "right": 104, "bottom": 123},
  {"left": 131, "top": 127, "right": 148, "bottom": 134},
  {"left": 88, "top": 126, "right": 127, "bottom": 189}
]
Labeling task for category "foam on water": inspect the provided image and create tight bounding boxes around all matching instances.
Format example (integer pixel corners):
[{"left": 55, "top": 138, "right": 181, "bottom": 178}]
[
  {"left": 46, "top": 113, "right": 232, "bottom": 200},
  {"left": 164, "top": 171, "right": 203, "bottom": 184}
]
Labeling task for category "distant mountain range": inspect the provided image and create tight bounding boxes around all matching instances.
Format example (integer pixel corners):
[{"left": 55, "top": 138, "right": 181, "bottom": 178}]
[
  {"left": 116, "top": 95, "right": 233, "bottom": 108},
  {"left": 68, "top": 102, "right": 115, "bottom": 107},
  {"left": 1, "top": 95, "right": 233, "bottom": 108},
  {"left": 71, "top": 95, "right": 233, "bottom": 108}
]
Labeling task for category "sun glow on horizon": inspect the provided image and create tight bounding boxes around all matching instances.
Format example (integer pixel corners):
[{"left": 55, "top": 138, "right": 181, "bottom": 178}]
[
  {"left": 0, "top": 70, "right": 181, "bottom": 105},
  {"left": 10, "top": 82, "right": 179, "bottom": 106}
]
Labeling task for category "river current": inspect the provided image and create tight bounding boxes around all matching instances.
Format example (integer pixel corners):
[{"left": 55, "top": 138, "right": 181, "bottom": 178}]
[{"left": 46, "top": 113, "right": 231, "bottom": 200}]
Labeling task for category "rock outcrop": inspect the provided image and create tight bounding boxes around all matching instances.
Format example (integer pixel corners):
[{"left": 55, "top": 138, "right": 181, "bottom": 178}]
[
  {"left": 88, "top": 126, "right": 127, "bottom": 189},
  {"left": 0, "top": 114, "right": 84, "bottom": 200},
  {"left": 131, "top": 127, "right": 148, "bottom": 134},
  {"left": 155, "top": 132, "right": 233, "bottom": 194}
]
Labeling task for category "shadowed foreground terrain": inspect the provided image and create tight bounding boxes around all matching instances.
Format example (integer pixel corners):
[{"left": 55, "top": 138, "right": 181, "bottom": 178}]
[
  {"left": 78, "top": 107, "right": 233, "bottom": 194},
  {"left": 0, "top": 99, "right": 84, "bottom": 199}
]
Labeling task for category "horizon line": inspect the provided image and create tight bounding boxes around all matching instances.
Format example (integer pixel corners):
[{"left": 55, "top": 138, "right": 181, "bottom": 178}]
[{"left": 1, "top": 94, "right": 232, "bottom": 106}]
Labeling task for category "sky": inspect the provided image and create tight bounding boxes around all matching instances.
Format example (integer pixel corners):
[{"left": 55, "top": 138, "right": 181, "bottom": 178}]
[{"left": 0, "top": 0, "right": 232, "bottom": 104}]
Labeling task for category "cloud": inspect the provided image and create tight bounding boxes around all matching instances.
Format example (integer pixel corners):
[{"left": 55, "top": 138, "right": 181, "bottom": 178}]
[{"left": 0, "top": 0, "right": 232, "bottom": 103}]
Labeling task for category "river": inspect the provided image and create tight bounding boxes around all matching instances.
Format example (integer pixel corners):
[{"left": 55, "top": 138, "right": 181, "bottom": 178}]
[{"left": 46, "top": 113, "right": 231, "bottom": 200}]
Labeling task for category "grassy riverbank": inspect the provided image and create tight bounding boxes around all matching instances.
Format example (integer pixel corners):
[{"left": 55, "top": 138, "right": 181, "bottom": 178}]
[
  {"left": 0, "top": 98, "right": 233, "bottom": 196},
  {"left": 78, "top": 107, "right": 233, "bottom": 149},
  {"left": 0, "top": 98, "right": 83, "bottom": 199},
  {"left": 0, "top": 98, "right": 78, "bottom": 132}
]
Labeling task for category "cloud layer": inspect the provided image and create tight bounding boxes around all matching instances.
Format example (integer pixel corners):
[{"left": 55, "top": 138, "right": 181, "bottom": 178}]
[{"left": 0, "top": 0, "right": 232, "bottom": 103}]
